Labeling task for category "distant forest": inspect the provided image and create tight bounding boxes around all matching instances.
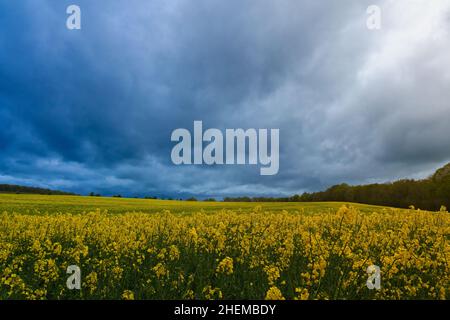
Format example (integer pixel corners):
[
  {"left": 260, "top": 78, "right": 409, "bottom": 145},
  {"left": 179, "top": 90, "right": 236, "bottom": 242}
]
[
  {"left": 224, "top": 163, "right": 450, "bottom": 211},
  {"left": 2, "top": 163, "right": 450, "bottom": 211},
  {"left": 0, "top": 184, "right": 76, "bottom": 196}
]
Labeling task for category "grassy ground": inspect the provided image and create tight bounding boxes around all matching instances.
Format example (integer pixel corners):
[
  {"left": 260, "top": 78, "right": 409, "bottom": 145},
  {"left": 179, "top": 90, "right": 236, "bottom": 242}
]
[{"left": 0, "top": 193, "right": 392, "bottom": 215}]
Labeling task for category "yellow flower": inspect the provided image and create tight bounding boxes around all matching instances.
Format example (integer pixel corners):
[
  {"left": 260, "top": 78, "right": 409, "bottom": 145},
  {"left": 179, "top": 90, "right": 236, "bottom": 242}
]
[
  {"left": 264, "top": 265, "right": 280, "bottom": 285},
  {"left": 53, "top": 243, "right": 62, "bottom": 255},
  {"left": 189, "top": 227, "right": 198, "bottom": 243},
  {"left": 85, "top": 272, "right": 98, "bottom": 294},
  {"left": 295, "top": 288, "right": 309, "bottom": 300},
  {"left": 438, "top": 287, "right": 446, "bottom": 300},
  {"left": 0, "top": 197, "right": 448, "bottom": 300},
  {"left": 183, "top": 289, "right": 194, "bottom": 299},
  {"left": 152, "top": 262, "right": 168, "bottom": 278},
  {"left": 122, "top": 290, "right": 134, "bottom": 300},
  {"left": 202, "top": 285, "right": 223, "bottom": 300},
  {"left": 265, "top": 286, "right": 285, "bottom": 300},
  {"left": 216, "top": 257, "right": 234, "bottom": 275},
  {"left": 168, "top": 245, "right": 180, "bottom": 261}
]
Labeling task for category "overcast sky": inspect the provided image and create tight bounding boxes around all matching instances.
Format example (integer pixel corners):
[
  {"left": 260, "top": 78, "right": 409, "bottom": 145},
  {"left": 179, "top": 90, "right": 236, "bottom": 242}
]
[{"left": 1, "top": 0, "right": 450, "bottom": 198}]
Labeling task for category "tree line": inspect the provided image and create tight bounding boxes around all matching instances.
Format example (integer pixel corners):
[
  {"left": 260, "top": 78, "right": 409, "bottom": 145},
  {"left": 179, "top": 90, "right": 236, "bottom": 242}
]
[
  {"left": 3, "top": 163, "right": 450, "bottom": 211},
  {"left": 224, "top": 163, "right": 450, "bottom": 211},
  {"left": 0, "top": 184, "right": 76, "bottom": 196}
]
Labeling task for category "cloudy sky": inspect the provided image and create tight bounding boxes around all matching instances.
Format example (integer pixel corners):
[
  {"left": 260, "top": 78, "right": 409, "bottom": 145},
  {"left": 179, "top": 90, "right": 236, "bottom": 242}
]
[{"left": 1, "top": 0, "right": 450, "bottom": 198}]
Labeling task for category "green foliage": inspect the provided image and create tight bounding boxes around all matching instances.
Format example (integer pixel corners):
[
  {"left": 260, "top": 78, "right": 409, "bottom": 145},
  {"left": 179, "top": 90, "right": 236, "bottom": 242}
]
[
  {"left": 0, "top": 184, "right": 76, "bottom": 196},
  {"left": 225, "top": 163, "right": 450, "bottom": 211}
]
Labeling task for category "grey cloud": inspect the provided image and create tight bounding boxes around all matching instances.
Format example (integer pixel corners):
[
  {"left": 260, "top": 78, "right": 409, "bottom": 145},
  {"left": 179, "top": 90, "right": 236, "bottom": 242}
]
[{"left": 1, "top": 0, "right": 449, "bottom": 197}]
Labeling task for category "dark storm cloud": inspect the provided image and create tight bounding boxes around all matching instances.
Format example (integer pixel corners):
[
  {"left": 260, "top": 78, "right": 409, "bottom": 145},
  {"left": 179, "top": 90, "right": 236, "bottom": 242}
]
[{"left": 1, "top": 0, "right": 450, "bottom": 197}]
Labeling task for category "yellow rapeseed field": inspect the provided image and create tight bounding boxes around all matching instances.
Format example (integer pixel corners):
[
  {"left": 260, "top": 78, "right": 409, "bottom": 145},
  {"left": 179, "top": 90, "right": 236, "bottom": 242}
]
[{"left": 0, "top": 195, "right": 448, "bottom": 300}]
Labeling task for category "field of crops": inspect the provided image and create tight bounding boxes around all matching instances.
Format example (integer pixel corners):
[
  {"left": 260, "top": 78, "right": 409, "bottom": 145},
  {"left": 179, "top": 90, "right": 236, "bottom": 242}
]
[{"left": 0, "top": 194, "right": 449, "bottom": 300}]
